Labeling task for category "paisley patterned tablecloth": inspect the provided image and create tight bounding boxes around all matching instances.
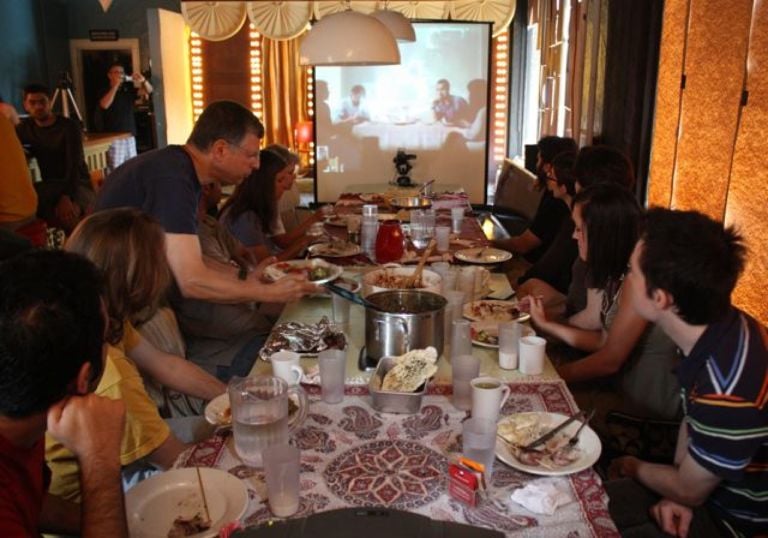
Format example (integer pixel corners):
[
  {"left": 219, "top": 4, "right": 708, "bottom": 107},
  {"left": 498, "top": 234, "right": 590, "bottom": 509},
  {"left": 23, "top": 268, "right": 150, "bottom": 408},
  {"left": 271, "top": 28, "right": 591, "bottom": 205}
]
[{"left": 176, "top": 380, "right": 618, "bottom": 537}]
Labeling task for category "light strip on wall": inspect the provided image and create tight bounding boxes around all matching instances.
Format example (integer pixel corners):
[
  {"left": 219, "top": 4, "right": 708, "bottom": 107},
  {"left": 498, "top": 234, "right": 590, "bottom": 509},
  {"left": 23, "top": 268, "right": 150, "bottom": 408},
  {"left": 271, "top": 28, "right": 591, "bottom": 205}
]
[
  {"left": 306, "top": 67, "right": 315, "bottom": 165},
  {"left": 491, "top": 30, "right": 510, "bottom": 163},
  {"left": 189, "top": 32, "right": 204, "bottom": 122},
  {"left": 249, "top": 24, "right": 263, "bottom": 118}
]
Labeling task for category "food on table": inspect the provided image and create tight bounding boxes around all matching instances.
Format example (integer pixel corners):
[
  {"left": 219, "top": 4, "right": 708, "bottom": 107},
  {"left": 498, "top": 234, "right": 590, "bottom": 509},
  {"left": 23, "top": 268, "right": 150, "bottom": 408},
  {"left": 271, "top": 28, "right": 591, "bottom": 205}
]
[
  {"left": 498, "top": 414, "right": 582, "bottom": 469},
  {"left": 272, "top": 262, "right": 331, "bottom": 281},
  {"left": 471, "top": 327, "right": 498, "bottom": 346},
  {"left": 382, "top": 347, "right": 438, "bottom": 392},
  {"left": 258, "top": 317, "right": 346, "bottom": 359},
  {"left": 310, "top": 241, "right": 359, "bottom": 257},
  {"left": 167, "top": 513, "right": 211, "bottom": 537},
  {"left": 466, "top": 300, "right": 521, "bottom": 322}
]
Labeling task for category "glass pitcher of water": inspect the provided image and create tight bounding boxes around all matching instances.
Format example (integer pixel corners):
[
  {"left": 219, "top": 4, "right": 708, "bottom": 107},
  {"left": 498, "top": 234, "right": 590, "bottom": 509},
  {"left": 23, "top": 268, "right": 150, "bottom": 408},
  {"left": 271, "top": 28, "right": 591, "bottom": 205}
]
[{"left": 228, "top": 376, "right": 308, "bottom": 467}]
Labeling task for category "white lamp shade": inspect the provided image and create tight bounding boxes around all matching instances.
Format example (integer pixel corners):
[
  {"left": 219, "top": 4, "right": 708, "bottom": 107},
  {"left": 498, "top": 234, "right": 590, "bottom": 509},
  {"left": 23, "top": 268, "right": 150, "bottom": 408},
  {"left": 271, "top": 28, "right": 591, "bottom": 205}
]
[
  {"left": 370, "top": 9, "right": 416, "bottom": 42},
  {"left": 299, "top": 11, "right": 401, "bottom": 66}
]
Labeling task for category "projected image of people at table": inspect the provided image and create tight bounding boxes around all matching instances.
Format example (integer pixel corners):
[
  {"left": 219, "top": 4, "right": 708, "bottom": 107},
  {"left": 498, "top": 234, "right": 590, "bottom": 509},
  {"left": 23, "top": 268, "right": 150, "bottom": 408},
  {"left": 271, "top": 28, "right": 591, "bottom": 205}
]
[{"left": 315, "top": 22, "right": 491, "bottom": 205}]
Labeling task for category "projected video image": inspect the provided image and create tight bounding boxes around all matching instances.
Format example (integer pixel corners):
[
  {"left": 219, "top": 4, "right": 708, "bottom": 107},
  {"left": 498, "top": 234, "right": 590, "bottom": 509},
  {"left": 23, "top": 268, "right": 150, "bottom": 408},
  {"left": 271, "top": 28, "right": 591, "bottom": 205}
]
[{"left": 315, "top": 22, "right": 491, "bottom": 203}]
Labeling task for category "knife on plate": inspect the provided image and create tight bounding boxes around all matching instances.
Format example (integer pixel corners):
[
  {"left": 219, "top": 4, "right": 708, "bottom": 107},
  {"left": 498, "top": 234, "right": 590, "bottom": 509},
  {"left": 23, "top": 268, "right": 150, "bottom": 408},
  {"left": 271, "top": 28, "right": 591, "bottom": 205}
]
[{"left": 523, "top": 410, "right": 586, "bottom": 450}]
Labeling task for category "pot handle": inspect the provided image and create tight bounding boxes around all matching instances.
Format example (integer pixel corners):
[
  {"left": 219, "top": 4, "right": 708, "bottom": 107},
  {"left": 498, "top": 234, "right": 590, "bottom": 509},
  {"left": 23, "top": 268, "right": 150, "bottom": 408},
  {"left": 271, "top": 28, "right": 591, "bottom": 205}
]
[{"left": 372, "top": 318, "right": 410, "bottom": 349}]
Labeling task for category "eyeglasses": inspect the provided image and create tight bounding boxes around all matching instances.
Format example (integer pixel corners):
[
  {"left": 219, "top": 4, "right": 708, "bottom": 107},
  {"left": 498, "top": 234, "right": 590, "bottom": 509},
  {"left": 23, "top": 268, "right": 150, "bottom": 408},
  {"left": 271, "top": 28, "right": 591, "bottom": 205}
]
[{"left": 228, "top": 142, "right": 260, "bottom": 161}]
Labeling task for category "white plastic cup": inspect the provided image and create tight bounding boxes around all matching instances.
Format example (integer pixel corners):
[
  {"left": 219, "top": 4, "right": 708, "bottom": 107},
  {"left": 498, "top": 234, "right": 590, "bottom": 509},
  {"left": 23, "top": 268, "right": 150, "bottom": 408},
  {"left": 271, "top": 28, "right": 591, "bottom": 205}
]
[
  {"left": 435, "top": 226, "right": 451, "bottom": 253},
  {"left": 451, "top": 207, "right": 464, "bottom": 234},
  {"left": 498, "top": 321, "right": 522, "bottom": 370},
  {"left": 318, "top": 348, "right": 346, "bottom": 403},
  {"left": 262, "top": 444, "right": 301, "bottom": 517},
  {"left": 457, "top": 267, "right": 477, "bottom": 300},
  {"left": 519, "top": 335, "right": 546, "bottom": 375},
  {"left": 452, "top": 354, "right": 480, "bottom": 411},
  {"left": 270, "top": 350, "right": 303, "bottom": 385}
]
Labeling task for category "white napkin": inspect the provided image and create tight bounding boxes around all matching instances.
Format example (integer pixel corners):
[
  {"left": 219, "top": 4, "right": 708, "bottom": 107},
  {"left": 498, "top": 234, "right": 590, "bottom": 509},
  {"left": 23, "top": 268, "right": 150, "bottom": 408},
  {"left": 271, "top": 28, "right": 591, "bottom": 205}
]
[
  {"left": 510, "top": 479, "right": 573, "bottom": 515},
  {"left": 302, "top": 364, "right": 321, "bottom": 385}
]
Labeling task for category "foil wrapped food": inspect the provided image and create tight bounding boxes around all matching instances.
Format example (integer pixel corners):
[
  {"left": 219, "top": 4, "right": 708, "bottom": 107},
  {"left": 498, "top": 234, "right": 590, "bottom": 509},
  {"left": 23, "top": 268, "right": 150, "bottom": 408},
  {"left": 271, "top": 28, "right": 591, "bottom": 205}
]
[{"left": 259, "top": 316, "right": 346, "bottom": 360}]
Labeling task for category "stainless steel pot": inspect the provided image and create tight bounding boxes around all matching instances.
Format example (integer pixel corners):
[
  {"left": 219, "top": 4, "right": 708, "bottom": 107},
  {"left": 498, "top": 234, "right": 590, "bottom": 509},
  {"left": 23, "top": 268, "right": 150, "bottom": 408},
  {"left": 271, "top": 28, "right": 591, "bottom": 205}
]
[{"left": 364, "top": 290, "right": 446, "bottom": 364}]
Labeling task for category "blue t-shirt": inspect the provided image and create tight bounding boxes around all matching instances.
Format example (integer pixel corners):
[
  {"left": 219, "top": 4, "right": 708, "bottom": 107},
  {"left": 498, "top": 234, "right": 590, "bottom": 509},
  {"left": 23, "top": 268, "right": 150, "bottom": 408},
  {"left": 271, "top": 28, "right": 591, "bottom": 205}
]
[
  {"left": 679, "top": 307, "right": 768, "bottom": 535},
  {"left": 95, "top": 146, "right": 201, "bottom": 234}
]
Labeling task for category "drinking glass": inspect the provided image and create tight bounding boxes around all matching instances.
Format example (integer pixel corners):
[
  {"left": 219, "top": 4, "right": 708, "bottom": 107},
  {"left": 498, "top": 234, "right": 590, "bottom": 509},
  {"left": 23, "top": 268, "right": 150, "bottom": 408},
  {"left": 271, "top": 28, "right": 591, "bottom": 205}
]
[
  {"left": 452, "top": 354, "right": 480, "bottom": 411},
  {"left": 435, "top": 226, "right": 451, "bottom": 253},
  {"left": 318, "top": 348, "right": 346, "bottom": 404},
  {"left": 450, "top": 319, "right": 472, "bottom": 361},
  {"left": 462, "top": 417, "right": 497, "bottom": 479},
  {"left": 262, "top": 444, "right": 301, "bottom": 517}
]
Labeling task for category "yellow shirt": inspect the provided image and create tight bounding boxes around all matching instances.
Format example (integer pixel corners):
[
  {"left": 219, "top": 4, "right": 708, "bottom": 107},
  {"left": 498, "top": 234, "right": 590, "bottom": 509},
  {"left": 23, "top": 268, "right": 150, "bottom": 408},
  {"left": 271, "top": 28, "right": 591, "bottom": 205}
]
[
  {"left": 0, "top": 114, "right": 37, "bottom": 223},
  {"left": 45, "top": 323, "right": 170, "bottom": 502}
]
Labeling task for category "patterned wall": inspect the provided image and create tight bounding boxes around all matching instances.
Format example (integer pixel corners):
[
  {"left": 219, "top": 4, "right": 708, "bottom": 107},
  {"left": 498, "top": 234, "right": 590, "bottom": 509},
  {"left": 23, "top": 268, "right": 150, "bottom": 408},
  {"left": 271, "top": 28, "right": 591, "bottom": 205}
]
[{"left": 648, "top": 0, "right": 767, "bottom": 326}]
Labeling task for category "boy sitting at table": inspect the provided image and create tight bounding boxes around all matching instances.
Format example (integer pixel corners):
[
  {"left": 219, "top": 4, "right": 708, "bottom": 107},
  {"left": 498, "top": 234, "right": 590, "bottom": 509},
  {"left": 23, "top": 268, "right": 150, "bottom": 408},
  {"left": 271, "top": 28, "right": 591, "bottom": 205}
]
[{"left": 606, "top": 208, "right": 767, "bottom": 537}]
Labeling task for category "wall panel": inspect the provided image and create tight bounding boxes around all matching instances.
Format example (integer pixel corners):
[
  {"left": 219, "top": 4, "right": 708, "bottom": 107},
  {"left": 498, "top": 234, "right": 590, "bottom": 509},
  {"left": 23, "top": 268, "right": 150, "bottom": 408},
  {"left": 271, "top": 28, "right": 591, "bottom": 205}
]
[
  {"left": 647, "top": 0, "right": 688, "bottom": 207},
  {"left": 672, "top": 0, "right": 751, "bottom": 217},
  {"left": 726, "top": 1, "right": 768, "bottom": 325}
]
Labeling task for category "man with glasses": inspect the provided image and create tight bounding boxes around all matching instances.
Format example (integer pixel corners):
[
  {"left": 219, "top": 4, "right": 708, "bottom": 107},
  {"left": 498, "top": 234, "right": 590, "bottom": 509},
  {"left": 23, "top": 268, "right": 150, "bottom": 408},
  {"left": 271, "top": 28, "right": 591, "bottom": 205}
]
[{"left": 96, "top": 100, "right": 317, "bottom": 307}]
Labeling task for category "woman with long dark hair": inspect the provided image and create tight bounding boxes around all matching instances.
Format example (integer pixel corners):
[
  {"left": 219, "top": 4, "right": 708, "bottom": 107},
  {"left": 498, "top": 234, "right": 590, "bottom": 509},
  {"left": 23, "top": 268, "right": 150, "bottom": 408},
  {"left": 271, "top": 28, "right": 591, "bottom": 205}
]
[
  {"left": 529, "top": 183, "right": 681, "bottom": 423},
  {"left": 221, "top": 148, "right": 324, "bottom": 261}
]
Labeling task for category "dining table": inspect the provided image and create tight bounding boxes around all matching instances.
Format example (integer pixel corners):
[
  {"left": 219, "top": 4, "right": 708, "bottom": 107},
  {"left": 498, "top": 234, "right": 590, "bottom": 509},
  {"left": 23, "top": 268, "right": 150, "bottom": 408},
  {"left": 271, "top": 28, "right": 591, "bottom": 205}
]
[{"left": 171, "top": 189, "right": 619, "bottom": 536}]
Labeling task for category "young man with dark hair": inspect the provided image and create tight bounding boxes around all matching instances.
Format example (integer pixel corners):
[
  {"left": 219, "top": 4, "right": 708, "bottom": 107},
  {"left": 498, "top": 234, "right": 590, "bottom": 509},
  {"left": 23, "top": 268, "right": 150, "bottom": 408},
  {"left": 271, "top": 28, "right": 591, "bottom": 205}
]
[
  {"left": 432, "top": 78, "right": 468, "bottom": 125},
  {"left": 96, "top": 100, "right": 316, "bottom": 305},
  {"left": 16, "top": 83, "right": 93, "bottom": 232},
  {"left": 336, "top": 84, "right": 370, "bottom": 125},
  {"left": 608, "top": 208, "right": 767, "bottom": 537},
  {"left": 494, "top": 136, "right": 578, "bottom": 263},
  {"left": 0, "top": 250, "right": 127, "bottom": 537},
  {"left": 574, "top": 144, "right": 635, "bottom": 192}
]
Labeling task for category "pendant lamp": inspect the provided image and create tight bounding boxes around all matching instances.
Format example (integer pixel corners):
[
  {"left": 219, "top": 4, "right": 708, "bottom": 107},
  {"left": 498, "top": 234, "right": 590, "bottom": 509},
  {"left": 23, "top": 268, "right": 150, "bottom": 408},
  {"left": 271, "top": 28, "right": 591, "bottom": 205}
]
[
  {"left": 370, "top": 9, "right": 416, "bottom": 42},
  {"left": 299, "top": 10, "right": 400, "bottom": 66}
]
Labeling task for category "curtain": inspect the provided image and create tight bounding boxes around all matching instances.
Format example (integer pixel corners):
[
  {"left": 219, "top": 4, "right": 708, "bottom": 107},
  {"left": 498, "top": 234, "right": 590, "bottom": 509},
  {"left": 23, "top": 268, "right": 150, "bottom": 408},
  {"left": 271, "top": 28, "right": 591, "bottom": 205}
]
[{"left": 260, "top": 37, "right": 309, "bottom": 148}]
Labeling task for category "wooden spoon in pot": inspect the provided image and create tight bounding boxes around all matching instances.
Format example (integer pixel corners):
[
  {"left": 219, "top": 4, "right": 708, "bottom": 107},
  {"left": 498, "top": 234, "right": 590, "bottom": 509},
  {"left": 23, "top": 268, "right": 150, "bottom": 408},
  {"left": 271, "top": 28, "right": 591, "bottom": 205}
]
[{"left": 406, "top": 238, "right": 436, "bottom": 289}]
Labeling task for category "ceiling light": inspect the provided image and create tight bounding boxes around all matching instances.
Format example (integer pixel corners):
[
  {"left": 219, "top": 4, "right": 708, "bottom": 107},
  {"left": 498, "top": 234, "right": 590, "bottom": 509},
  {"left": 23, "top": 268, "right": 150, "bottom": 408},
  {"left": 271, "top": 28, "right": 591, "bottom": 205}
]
[
  {"left": 299, "top": 11, "right": 400, "bottom": 66},
  {"left": 370, "top": 9, "right": 416, "bottom": 42}
]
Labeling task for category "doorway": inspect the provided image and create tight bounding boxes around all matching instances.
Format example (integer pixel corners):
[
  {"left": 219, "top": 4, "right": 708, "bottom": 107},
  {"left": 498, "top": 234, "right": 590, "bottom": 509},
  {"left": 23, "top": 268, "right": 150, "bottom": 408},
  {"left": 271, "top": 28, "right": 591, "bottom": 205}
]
[{"left": 69, "top": 38, "right": 139, "bottom": 131}]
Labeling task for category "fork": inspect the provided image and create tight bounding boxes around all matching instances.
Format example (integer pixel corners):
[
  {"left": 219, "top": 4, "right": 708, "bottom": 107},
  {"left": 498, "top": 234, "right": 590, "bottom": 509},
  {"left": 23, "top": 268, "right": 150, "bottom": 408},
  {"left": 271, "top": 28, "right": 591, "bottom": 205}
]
[{"left": 567, "top": 409, "right": 595, "bottom": 446}]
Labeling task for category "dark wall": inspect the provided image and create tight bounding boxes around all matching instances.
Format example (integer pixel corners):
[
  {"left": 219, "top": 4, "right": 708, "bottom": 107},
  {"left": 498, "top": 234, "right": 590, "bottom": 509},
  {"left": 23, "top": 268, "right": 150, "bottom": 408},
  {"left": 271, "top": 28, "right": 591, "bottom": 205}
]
[
  {"left": 601, "top": 0, "right": 664, "bottom": 201},
  {"left": 65, "top": 0, "right": 181, "bottom": 71},
  {"left": 0, "top": 0, "right": 69, "bottom": 108}
]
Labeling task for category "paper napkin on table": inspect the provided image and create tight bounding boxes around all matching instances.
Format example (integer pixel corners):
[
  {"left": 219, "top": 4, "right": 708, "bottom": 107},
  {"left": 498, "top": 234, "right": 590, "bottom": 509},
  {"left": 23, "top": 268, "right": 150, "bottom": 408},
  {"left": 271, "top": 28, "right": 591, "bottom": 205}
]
[{"left": 510, "top": 479, "right": 573, "bottom": 515}]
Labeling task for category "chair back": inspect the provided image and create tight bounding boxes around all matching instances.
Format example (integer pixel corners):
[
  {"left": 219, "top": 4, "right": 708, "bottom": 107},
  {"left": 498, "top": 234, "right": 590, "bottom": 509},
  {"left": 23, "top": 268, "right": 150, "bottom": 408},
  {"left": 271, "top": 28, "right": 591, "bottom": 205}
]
[{"left": 493, "top": 158, "right": 543, "bottom": 221}]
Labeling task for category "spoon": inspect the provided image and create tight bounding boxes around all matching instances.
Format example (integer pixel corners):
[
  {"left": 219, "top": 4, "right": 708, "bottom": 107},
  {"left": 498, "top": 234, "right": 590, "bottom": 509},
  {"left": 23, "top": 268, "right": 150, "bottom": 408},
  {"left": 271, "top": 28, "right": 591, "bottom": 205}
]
[
  {"left": 324, "top": 282, "right": 384, "bottom": 311},
  {"left": 406, "top": 238, "right": 436, "bottom": 289}
]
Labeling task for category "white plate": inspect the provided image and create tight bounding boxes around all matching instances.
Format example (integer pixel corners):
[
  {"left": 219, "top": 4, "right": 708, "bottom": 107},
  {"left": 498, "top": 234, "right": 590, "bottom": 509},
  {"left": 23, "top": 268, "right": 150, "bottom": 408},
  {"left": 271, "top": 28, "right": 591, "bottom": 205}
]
[
  {"left": 463, "top": 300, "right": 531, "bottom": 323},
  {"left": 324, "top": 215, "right": 347, "bottom": 227},
  {"left": 204, "top": 393, "right": 230, "bottom": 426},
  {"left": 470, "top": 322, "right": 535, "bottom": 348},
  {"left": 126, "top": 467, "right": 248, "bottom": 538},
  {"left": 454, "top": 247, "right": 513, "bottom": 264},
  {"left": 495, "top": 412, "right": 602, "bottom": 476},
  {"left": 308, "top": 241, "right": 362, "bottom": 258},
  {"left": 264, "top": 259, "right": 343, "bottom": 285}
]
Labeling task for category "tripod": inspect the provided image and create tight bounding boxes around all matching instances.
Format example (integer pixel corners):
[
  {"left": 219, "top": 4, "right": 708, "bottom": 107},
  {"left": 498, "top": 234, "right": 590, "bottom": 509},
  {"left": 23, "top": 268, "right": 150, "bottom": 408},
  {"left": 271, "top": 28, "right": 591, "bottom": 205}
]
[{"left": 51, "top": 72, "right": 83, "bottom": 124}]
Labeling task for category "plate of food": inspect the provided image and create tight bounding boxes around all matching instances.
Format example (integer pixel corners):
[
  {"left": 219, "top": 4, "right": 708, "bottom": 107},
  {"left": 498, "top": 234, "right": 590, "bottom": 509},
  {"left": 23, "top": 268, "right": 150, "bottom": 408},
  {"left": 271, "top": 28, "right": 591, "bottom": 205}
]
[
  {"left": 469, "top": 322, "right": 535, "bottom": 349},
  {"left": 264, "top": 259, "right": 342, "bottom": 285},
  {"left": 463, "top": 300, "right": 530, "bottom": 323},
  {"left": 308, "top": 241, "right": 362, "bottom": 258},
  {"left": 125, "top": 467, "right": 248, "bottom": 538},
  {"left": 495, "top": 412, "right": 601, "bottom": 476},
  {"left": 454, "top": 247, "right": 513, "bottom": 264},
  {"left": 324, "top": 215, "right": 348, "bottom": 227},
  {"left": 359, "top": 193, "right": 387, "bottom": 204}
]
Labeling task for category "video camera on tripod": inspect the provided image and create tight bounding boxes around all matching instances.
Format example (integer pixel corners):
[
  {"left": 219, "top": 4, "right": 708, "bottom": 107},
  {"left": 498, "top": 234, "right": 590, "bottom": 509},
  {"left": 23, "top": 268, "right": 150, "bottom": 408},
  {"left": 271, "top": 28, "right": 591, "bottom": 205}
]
[
  {"left": 393, "top": 149, "right": 417, "bottom": 187},
  {"left": 51, "top": 70, "right": 83, "bottom": 125}
]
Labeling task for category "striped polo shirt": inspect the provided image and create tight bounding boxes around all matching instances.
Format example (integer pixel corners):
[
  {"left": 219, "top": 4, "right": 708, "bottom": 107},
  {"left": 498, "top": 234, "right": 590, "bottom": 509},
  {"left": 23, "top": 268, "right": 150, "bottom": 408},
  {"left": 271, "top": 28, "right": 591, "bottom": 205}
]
[{"left": 679, "top": 307, "right": 768, "bottom": 536}]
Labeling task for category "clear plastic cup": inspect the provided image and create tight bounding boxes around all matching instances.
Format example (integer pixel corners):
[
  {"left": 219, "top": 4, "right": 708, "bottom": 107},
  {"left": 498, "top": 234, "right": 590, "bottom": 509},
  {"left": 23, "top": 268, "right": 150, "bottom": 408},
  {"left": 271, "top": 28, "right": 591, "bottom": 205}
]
[{"left": 262, "top": 444, "right": 301, "bottom": 517}]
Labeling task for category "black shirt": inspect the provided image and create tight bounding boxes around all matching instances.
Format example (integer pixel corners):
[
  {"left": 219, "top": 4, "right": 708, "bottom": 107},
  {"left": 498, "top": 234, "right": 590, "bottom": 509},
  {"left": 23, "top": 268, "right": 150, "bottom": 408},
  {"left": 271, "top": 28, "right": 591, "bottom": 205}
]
[
  {"left": 525, "top": 190, "right": 570, "bottom": 263},
  {"left": 518, "top": 217, "right": 578, "bottom": 294},
  {"left": 101, "top": 85, "right": 137, "bottom": 135}
]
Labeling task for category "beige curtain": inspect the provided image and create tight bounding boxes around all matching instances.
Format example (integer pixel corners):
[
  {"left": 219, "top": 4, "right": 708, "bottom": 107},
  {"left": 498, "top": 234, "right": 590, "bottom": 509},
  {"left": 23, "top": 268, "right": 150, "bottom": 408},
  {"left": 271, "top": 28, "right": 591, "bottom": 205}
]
[{"left": 260, "top": 37, "right": 309, "bottom": 148}]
